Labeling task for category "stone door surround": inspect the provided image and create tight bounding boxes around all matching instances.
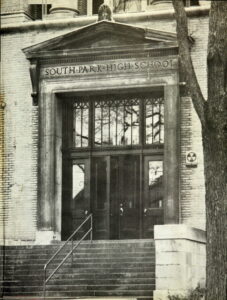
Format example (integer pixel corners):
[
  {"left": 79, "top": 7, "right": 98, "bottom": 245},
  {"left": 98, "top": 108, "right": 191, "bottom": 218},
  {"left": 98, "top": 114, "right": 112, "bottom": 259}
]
[{"left": 23, "top": 20, "right": 180, "bottom": 242}]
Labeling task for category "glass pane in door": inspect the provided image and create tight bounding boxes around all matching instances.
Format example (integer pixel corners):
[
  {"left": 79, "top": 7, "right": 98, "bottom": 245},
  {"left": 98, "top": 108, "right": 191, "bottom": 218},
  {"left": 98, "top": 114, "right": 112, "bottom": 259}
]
[
  {"left": 143, "top": 158, "right": 164, "bottom": 238},
  {"left": 72, "top": 164, "right": 85, "bottom": 200},
  {"left": 72, "top": 162, "right": 89, "bottom": 239},
  {"left": 148, "top": 161, "right": 163, "bottom": 208}
]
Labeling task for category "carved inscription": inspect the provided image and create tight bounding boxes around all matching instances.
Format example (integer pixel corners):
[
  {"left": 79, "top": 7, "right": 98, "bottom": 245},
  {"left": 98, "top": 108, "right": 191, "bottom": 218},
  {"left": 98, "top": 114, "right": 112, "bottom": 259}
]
[{"left": 42, "top": 58, "right": 177, "bottom": 78}]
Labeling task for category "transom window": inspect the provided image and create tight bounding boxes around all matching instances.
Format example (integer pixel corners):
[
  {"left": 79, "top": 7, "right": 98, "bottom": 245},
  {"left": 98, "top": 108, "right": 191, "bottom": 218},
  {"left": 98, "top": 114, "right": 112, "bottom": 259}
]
[
  {"left": 94, "top": 98, "right": 140, "bottom": 147},
  {"left": 72, "top": 93, "right": 164, "bottom": 149},
  {"left": 73, "top": 101, "right": 89, "bottom": 148}
]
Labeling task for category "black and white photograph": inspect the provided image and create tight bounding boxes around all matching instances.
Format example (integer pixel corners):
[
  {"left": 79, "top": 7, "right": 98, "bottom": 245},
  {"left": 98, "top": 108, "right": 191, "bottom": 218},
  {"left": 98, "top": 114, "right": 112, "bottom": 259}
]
[{"left": 0, "top": 1, "right": 226, "bottom": 300}]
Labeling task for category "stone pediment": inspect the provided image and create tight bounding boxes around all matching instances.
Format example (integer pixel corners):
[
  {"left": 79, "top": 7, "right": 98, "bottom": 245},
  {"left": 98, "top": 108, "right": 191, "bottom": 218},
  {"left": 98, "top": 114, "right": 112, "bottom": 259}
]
[{"left": 23, "top": 20, "right": 178, "bottom": 58}]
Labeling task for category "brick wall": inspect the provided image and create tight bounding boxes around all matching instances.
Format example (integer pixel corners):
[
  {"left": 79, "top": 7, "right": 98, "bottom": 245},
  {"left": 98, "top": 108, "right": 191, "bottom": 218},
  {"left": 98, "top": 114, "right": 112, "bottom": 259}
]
[
  {"left": 0, "top": 12, "right": 208, "bottom": 244},
  {"left": 1, "top": 27, "right": 77, "bottom": 244},
  {"left": 0, "top": 88, "right": 5, "bottom": 244},
  {"left": 179, "top": 16, "right": 208, "bottom": 230}
]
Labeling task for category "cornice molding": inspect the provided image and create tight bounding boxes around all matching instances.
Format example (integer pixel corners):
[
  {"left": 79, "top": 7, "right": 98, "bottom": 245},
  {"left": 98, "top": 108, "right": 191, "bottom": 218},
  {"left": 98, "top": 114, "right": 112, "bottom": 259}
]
[
  {"left": 39, "top": 48, "right": 178, "bottom": 66},
  {"left": 22, "top": 20, "right": 178, "bottom": 61},
  {"left": 1, "top": 6, "right": 209, "bottom": 34}
]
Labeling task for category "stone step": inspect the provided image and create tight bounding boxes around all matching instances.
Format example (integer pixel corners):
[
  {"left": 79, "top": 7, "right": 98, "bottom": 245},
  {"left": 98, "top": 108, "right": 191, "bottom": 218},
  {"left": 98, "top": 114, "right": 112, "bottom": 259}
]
[
  {"left": 3, "top": 240, "right": 155, "bottom": 298},
  {"left": 3, "top": 290, "right": 153, "bottom": 297},
  {"left": 4, "top": 283, "right": 155, "bottom": 292},
  {"left": 3, "top": 277, "right": 155, "bottom": 287},
  {"left": 3, "top": 241, "right": 154, "bottom": 252},
  {"left": 5, "top": 268, "right": 154, "bottom": 279},
  {"left": 3, "top": 255, "right": 154, "bottom": 265},
  {"left": 4, "top": 271, "right": 155, "bottom": 281},
  {"left": 4, "top": 260, "right": 154, "bottom": 270},
  {"left": 3, "top": 239, "right": 154, "bottom": 247},
  {"left": 2, "top": 297, "right": 152, "bottom": 300},
  {"left": 3, "top": 251, "right": 154, "bottom": 260},
  {"left": 3, "top": 250, "right": 154, "bottom": 259}
]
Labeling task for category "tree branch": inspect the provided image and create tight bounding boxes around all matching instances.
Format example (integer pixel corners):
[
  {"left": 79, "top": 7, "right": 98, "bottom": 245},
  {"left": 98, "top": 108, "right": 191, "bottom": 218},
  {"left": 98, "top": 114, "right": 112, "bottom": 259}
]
[{"left": 172, "top": 0, "right": 206, "bottom": 127}]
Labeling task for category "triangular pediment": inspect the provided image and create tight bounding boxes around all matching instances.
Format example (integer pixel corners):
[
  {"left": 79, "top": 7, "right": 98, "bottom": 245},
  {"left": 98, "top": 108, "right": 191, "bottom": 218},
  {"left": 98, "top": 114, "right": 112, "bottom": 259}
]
[{"left": 23, "top": 20, "right": 178, "bottom": 58}]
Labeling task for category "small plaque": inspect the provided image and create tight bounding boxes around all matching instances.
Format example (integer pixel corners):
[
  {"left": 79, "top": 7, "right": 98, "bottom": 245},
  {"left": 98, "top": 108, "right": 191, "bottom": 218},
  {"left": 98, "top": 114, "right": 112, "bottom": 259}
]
[{"left": 186, "top": 151, "right": 198, "bottom": 167}]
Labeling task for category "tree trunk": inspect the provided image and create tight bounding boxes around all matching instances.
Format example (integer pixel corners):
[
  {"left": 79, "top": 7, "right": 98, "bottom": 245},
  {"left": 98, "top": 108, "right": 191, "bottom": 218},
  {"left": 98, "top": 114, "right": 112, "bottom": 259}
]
[
  {"left": 205, "top": 2, "right": 227, "bottom": 298},
  {"left": 172, "top": 1, "right": 227, "bottom": 298},
  {"left": 202, "top": 120, "right": 227, "bottom": 300}
]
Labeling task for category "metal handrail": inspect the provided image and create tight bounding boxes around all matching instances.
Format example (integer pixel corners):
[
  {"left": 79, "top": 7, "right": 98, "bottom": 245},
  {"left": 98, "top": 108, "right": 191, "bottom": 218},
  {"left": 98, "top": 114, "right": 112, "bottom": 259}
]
[{"left": 43, "top": 214, "right": 93, "bottom": 299}]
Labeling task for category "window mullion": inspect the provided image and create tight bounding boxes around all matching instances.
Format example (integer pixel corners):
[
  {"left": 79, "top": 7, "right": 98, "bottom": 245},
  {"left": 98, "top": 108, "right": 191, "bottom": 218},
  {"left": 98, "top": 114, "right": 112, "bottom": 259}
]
[
  {"left": 131, "top": 104, "right": 133, "bottom": 145},
  {"left": 152, "top": 101, "right": 154, "bottom": 144},
  {"left": 140, "top": 99, "right": 144, "bottom": 146},
  {"left": 123, "top": 102, "right": 126, "bottom": 145},
  {"left": 101, "top": 104, "right": 103, "bottom": 146},
  {"left": 159, "top": 100, "right": 161, "bottom": 143},
  {"left": 108, "top": 105, "right": 111, "bottom": 145},
  {"left": 116, "top": 105, "right": 118, "bottom": 146},
  {"left": 81, "top": 107, "right": 83, "bottom": 147},
  {"left": 89, "top": 99, "right": 93, "bottom": 148}
]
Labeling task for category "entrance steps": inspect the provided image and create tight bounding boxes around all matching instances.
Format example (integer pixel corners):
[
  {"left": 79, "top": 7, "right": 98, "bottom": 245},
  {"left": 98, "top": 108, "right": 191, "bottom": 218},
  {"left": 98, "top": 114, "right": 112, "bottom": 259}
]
[{"left": 2, "top": 239, "right": 155, "bottom": 299}]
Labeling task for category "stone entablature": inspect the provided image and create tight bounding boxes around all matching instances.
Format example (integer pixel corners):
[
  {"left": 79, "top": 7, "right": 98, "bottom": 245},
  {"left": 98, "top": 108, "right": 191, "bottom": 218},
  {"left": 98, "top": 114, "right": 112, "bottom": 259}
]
[{"left": 41, "top": 57, "right": 177, "bottom": 78}]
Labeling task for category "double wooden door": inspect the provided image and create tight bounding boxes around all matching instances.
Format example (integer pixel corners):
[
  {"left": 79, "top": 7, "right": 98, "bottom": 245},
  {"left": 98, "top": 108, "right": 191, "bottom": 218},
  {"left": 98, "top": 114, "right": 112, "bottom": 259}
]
[
  {"left": 91, "top": 155, "right": 140, "bottom": 239},
  {"left": 62, "top": 154, "right": 164, "bottom": 240}
]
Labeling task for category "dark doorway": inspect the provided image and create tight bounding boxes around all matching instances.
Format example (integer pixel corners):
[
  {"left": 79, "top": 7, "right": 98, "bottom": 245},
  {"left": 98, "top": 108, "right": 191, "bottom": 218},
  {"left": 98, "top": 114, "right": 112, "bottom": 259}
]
[
  {"left": 61, "top": 91, "right": 165, "bottom": 240},
  {"left": 62, "top": 155, "right": 141, "bottom": 240},
  {"left": 92, "top": 155, "right": 140, "bottom": 240}
]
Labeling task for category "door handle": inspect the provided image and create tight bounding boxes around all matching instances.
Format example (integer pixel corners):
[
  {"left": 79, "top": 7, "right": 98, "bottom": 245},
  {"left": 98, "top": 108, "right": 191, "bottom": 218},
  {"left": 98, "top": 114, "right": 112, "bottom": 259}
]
[
  {"left": 120, "top": 204, "right": 124, "bottom": 216},
  {"left": 144, "top": 208, "right": 147, "bottom": 216}
]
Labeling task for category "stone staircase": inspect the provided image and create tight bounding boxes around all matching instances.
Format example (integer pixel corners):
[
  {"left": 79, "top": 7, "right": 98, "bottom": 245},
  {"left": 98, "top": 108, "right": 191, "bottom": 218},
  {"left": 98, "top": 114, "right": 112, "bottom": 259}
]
[{"left": 2, "top": 239, "right": 155, "bottom": 299}]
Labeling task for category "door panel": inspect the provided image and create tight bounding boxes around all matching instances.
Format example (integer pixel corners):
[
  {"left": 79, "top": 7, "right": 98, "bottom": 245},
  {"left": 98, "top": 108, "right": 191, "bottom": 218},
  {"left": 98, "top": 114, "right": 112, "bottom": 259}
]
[
  {"left": 72, "top": 160, "right": 90, "bottom": 234},
  {"left": 62, "top": 158, "right": 73, "bottom": 240},
  {"left": 92, "top": 157, "right": 110, "bottom": 239},
  {"left": 62, "top": 158, "right": 90, "bottom": 240},
  {"left": 143, "top": 157, "right": 164, "bottom": 238},
  {"left": 118, "top": 156, "right": 140, "bottom": 239},
  {"left": 63, "top": 154, "right": 164, "bottom": 241},
  {"left": 110, "top": 157, "right": 119, "bottom": 239},
  {"left": 92, "top": 155, "right": 140, "bottom": 239}
]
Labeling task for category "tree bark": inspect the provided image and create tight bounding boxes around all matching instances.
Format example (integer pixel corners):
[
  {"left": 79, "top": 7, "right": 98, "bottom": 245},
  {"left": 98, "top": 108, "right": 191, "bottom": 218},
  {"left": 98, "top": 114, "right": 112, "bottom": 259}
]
[
  {"left": 172, "top": 1, "right": 227, "bottom": 299},
  {"left": 205, "top": 3, "right": 227, "bottom": 299},
  {"left": 202, "top": 124, "right": 227, "bottom": 300}
]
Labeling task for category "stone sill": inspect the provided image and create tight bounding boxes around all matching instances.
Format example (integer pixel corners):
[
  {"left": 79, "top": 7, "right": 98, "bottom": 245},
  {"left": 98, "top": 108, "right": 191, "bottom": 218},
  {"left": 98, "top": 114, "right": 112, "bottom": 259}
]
[{"left": 1, "top": 6, "right": 209, "bottom": 34}]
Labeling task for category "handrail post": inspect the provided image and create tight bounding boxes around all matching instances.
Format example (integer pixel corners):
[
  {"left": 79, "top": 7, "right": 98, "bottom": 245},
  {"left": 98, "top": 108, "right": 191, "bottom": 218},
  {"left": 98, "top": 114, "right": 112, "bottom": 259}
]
[
  {"left": 90, "top": 214, "right": 93, "bottom": 243},
  {"left": 43, "top": 267, "right": 46, "bottom": 300},
  {"left": 43, "top": 213, "right": 92, "bottom": 293},
  {"left": 71, "top": 239, "right": 73, "bottom": 265}
]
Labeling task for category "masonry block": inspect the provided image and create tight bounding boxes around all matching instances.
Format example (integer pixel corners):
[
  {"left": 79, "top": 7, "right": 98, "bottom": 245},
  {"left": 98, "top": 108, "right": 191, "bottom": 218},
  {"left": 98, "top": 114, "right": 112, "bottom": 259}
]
[{"left": 154, "top": 225, "right": 206, "bottom": 300}]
